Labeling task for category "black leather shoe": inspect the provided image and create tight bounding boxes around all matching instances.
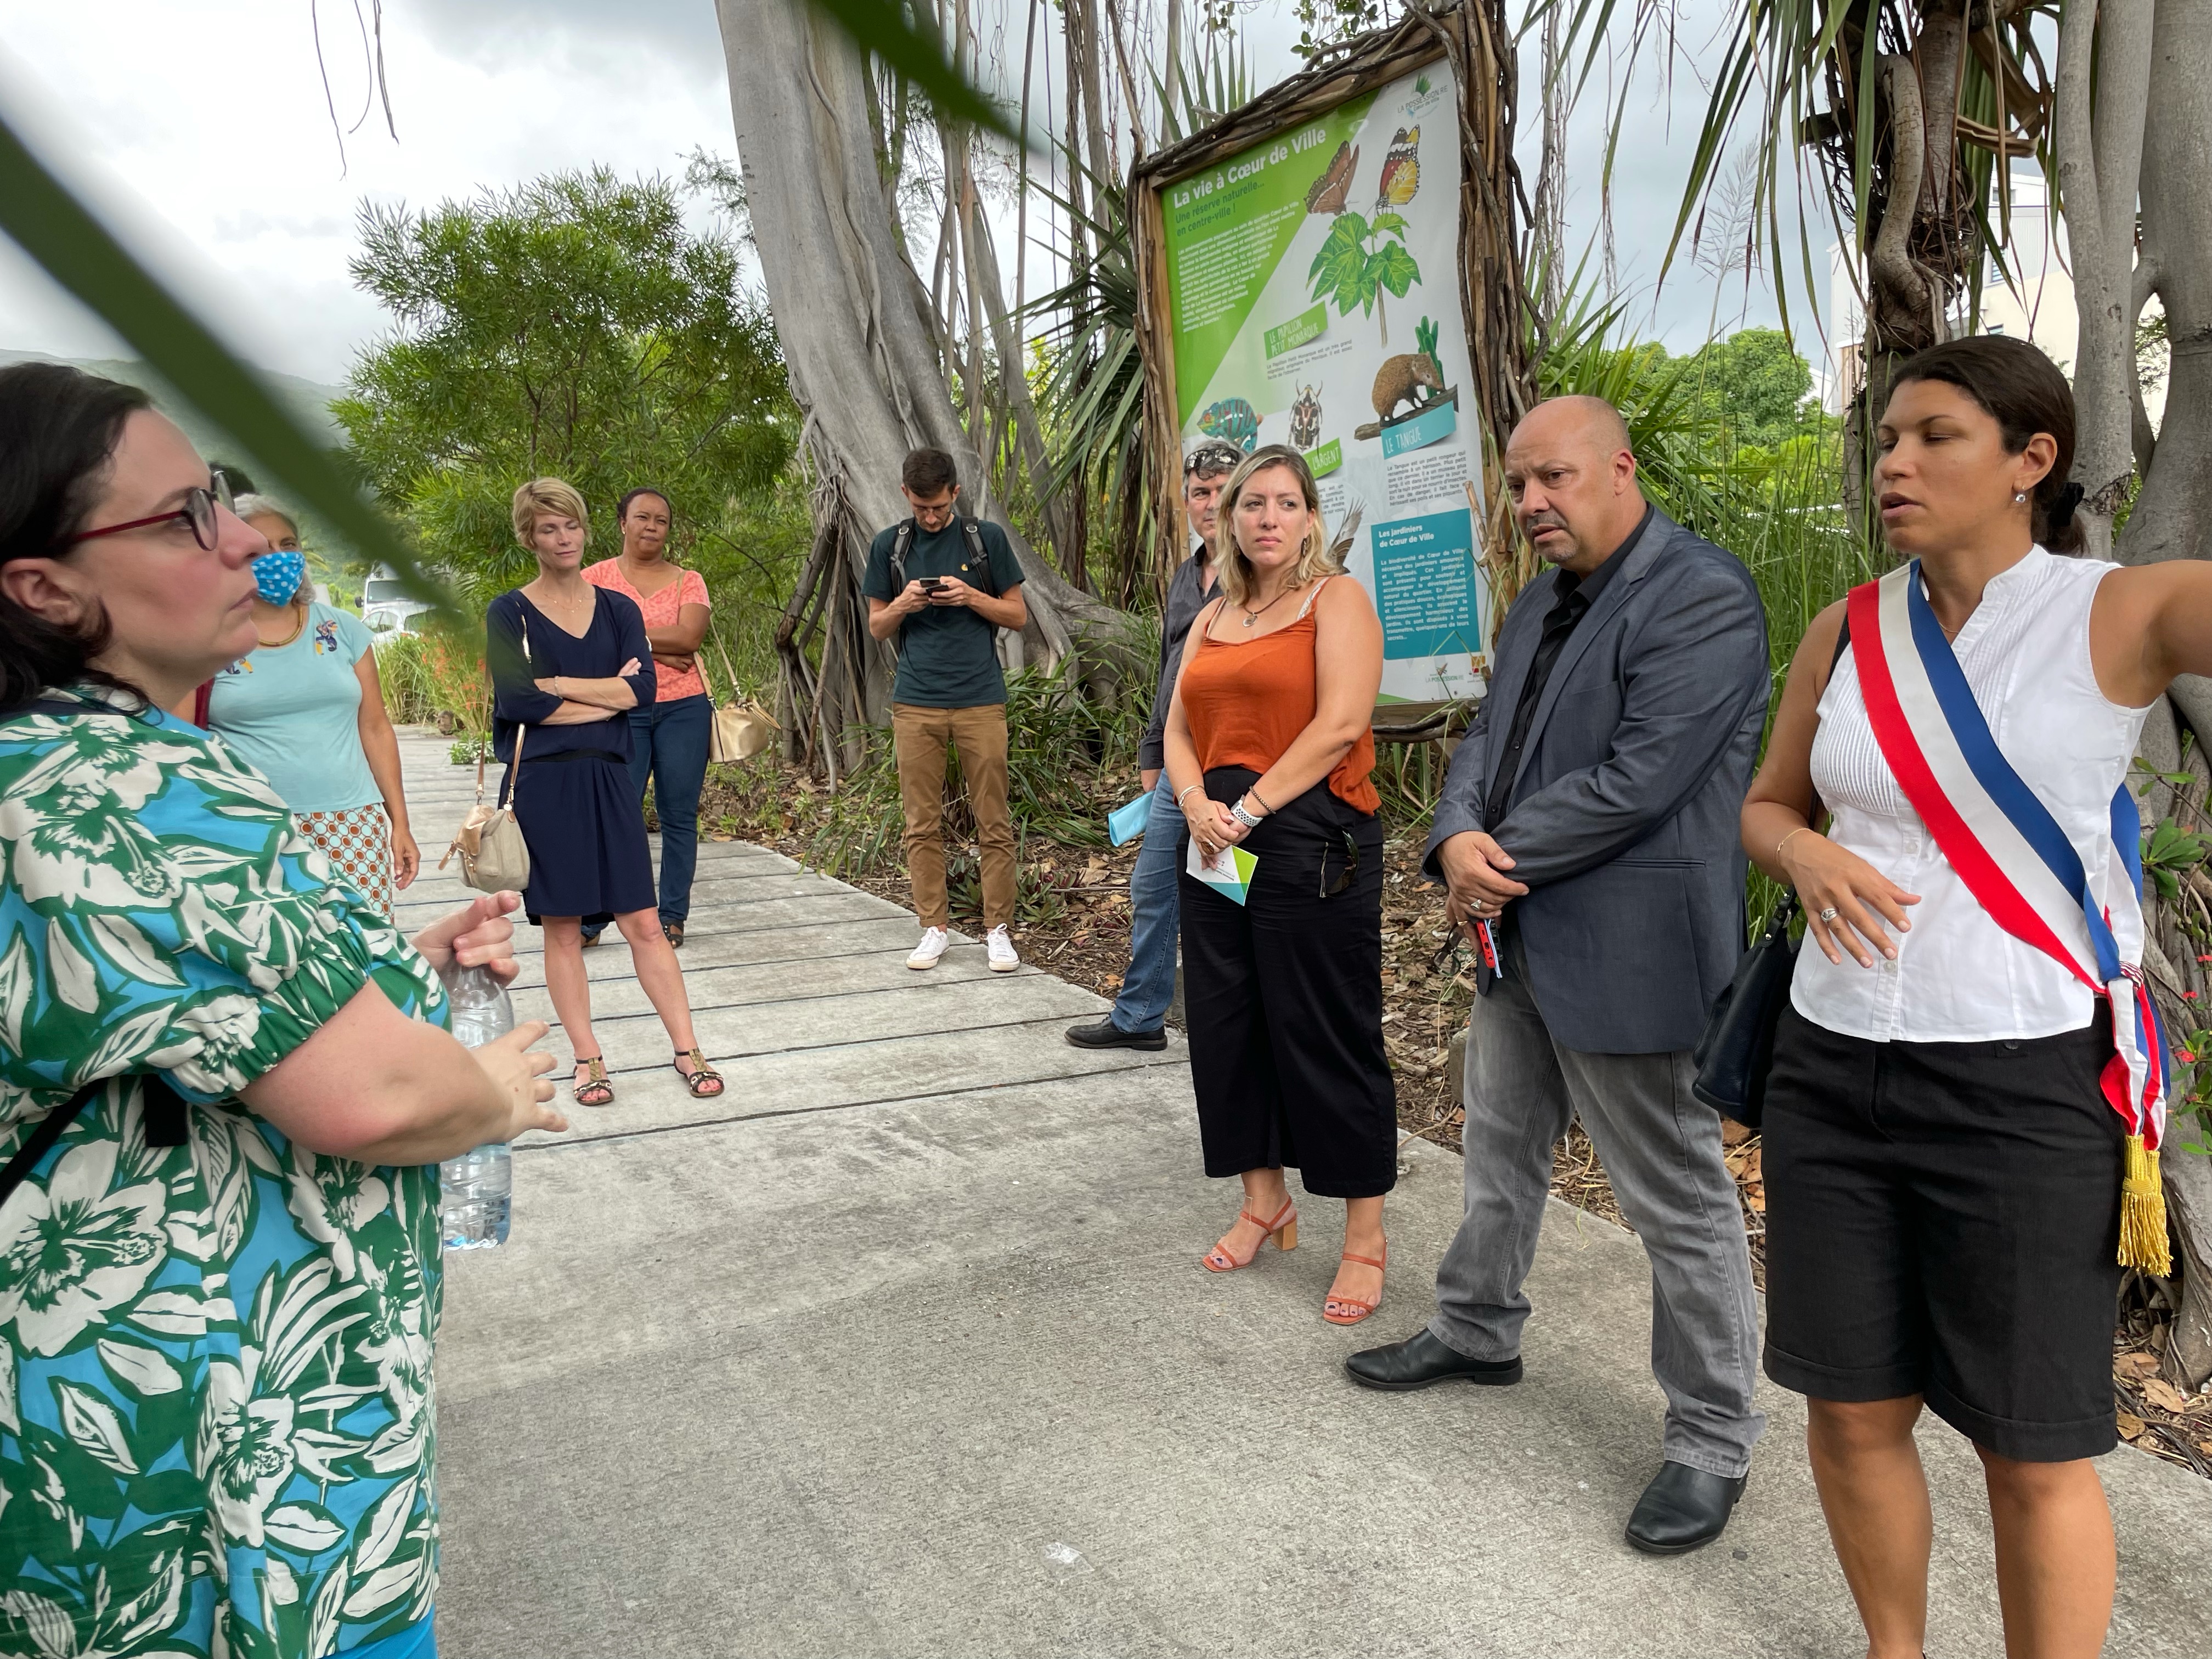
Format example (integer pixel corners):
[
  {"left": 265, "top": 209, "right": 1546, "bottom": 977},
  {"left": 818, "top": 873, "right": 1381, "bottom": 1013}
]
[
  {"left": 1063, "top": 1018, "right": 1167, "bottom": 1051},
  {"left": 1344, "top": 1329, "right": 1523, "bottom": 1391},
  {"left": 1624, "top": 1462, "right": 1748, "bottom": 1555}
]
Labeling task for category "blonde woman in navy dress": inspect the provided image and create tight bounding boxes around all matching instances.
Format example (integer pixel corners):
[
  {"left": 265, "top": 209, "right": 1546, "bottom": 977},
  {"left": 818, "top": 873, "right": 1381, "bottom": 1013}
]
[
  {"left": 489, "top": 478, "right": 724, "bottom": 1108},
  {"left": 1743, "top": 336, "right": 2212, "bottom": 1659}
]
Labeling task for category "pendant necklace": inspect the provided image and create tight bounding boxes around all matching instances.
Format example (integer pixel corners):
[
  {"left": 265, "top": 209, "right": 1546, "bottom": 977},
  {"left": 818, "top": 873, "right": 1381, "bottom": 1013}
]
[{"left": 1241, "top": 583, "right": 1299, "bottom": 629}]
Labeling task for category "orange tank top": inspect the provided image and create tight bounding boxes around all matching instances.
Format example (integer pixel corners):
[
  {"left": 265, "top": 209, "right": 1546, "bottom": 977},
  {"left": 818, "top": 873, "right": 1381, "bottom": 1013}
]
[{"left": 1179, "top": 582, "right": 1379, "bottom": 816}]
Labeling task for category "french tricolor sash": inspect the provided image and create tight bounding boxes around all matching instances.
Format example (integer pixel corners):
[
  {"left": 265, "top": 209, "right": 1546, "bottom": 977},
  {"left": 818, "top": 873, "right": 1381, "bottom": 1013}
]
[{"left": 1847, "top": 562, "right": 2173, "bottom": 1273}]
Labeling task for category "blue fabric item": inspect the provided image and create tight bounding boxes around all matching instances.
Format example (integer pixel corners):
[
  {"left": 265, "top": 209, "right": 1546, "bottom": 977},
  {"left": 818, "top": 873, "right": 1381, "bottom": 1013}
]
[
  {"left": 1107, "top": 790, "right": 1153, "bottom": 846},
  {"left": 206, "top": 601, "right": 383, "bottom": 811},
  {"left": 340, "top": 1628, "right": 436, "bottom": 1659},
  {"left": 341, "top": 1614, "right": 437, "bottom": 1659},
  {"left": 252, "top": 546, "right": 308, "bottom": 603},
  {"left": 625, "top": 691, "right": 712, "bottom": 924},
  {"left": 1110, "top": 777, "right": 1184, "bottom": 1033}
]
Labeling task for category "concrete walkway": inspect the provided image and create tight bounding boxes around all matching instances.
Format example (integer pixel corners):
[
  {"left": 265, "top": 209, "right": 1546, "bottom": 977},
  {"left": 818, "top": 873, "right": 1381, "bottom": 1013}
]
[{"left": 393, "top": 732, "right": 2212, "bottom": 1656}]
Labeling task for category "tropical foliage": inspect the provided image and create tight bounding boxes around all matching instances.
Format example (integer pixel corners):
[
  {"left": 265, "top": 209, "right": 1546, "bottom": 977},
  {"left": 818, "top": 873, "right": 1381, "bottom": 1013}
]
[{"left": 335, "top": 169, "right": 798, "bottom": 605}]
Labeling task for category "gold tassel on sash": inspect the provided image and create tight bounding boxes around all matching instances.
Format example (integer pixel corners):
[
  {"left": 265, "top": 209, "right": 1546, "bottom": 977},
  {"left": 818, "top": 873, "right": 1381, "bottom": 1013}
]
[{"left": 2118, "top": 1135, "right": 2172, "bottom": 1276}]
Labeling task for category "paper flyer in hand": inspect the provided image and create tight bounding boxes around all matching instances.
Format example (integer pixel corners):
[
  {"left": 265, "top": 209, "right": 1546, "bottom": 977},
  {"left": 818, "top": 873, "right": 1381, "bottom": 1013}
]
[
  {"left": 1107, "top": 793, "right": 1153, "bottom": 847},
  {"left": 1186, "top": 838, "right": 1258, "bottom": 906}
]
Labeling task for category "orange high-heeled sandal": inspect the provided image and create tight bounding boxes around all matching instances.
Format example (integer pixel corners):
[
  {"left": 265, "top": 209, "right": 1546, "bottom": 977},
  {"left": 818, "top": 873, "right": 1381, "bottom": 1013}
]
[
  {"left": 1202, "top": 1197, "right": 1297, "bottom": 1273},
  {"left": 1324, "top": 1242, "right": 1387, "bottom": 1325}
]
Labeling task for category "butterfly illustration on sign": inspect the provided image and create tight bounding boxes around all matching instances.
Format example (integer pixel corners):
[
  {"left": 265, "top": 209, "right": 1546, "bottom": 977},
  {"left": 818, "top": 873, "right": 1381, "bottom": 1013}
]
[
  {"left": 1374, "top": 127, "right": 1419, "bottom": 211},
  {"left": 1304, "top": 141, "right": 1357, "bottom": 216}
]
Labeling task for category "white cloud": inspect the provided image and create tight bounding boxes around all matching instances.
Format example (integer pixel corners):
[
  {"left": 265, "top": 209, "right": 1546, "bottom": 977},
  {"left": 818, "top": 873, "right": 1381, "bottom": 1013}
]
[
  {"left": 0, "top": 0, "right": 738, "bottom": 382},
  {"left": 0, "top": 0, "right": 1812, "bottom": 390}
]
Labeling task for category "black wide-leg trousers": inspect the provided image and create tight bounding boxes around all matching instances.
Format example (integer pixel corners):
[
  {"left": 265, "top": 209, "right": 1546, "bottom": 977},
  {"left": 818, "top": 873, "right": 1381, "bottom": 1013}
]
[{"left": 1178, "top": 766, "right": 1397, "bottom": 1199}]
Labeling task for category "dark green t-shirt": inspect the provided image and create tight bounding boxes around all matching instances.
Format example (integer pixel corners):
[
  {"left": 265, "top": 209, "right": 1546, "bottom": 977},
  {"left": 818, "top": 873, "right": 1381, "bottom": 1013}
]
[{"left": 861, "top": 517, "right": 1026, "bottom": 708}]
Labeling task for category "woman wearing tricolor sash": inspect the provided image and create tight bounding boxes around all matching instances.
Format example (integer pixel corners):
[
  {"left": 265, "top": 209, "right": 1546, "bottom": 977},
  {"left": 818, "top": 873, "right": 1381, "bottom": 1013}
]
[{"left": 1742, "top": 335, "right": 2212, "bottom": 1659}]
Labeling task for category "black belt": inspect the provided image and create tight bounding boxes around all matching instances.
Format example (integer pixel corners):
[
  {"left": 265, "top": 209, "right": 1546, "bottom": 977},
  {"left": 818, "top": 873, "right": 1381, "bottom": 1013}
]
[{"left": 526, "top": 748, "right": 625, "bottom": 765}]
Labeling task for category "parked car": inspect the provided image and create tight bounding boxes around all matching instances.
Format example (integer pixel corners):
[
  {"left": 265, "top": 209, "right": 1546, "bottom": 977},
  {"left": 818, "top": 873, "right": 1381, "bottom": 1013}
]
[{"left": 360, "top": 564, "right": 436, "bottom": 635}]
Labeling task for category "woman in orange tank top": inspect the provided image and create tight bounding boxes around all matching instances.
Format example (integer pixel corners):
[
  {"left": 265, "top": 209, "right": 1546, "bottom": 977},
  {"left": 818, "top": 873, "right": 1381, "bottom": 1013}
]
[{"left": 1161, "top": 444, "right": 1395, "bottom": 1325}]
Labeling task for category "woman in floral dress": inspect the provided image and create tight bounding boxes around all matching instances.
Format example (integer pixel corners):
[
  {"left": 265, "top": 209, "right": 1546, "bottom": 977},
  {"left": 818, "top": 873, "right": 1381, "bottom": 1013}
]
[{"left": 0, "top": 362, "right": 566, "bottom": 1659}]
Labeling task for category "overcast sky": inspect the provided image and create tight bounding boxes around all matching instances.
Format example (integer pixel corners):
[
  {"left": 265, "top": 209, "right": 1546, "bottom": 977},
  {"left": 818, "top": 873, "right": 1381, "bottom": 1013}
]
[{"left": 0, "top": 0, "right": 1816, "bottom": 387}]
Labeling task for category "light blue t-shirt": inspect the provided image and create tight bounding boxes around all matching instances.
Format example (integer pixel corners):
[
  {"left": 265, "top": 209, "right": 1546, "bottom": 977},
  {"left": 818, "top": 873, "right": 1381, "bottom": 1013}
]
[{"left": 207, "top": 601, "right": 385, "bottom": 812}]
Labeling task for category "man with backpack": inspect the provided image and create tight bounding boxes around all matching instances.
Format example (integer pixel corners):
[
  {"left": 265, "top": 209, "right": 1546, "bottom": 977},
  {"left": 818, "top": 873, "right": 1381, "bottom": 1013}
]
[{"left": 864, "top": 447, "right": 1029, "bottom": 972}]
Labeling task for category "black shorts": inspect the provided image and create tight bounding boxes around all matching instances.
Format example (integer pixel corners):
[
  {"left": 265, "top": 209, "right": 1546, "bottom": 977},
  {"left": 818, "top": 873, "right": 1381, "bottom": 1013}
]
[{"left": 1761, "top": 1003, "right": 2123, "bottom": 1462}]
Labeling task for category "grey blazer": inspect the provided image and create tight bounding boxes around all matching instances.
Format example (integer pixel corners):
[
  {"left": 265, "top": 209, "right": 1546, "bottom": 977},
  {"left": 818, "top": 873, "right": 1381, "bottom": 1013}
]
[{"left": 1423, "top": 509, "right": 1770, "bottom": 1053}]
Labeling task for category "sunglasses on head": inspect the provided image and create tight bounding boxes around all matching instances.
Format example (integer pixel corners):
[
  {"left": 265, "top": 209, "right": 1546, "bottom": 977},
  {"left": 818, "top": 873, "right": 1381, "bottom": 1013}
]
[
  {"left": 1186, "top": 441, "right": 1242, "bottom": 476},
  {"left": 67, "top": 470, "right": 235, "bottom": 552}
]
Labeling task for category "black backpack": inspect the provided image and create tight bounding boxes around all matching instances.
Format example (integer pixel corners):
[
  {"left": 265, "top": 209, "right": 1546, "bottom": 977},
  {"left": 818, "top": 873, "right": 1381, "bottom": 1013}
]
[{"left": 889, "top": 516, "right": 998, "bottom": 596}]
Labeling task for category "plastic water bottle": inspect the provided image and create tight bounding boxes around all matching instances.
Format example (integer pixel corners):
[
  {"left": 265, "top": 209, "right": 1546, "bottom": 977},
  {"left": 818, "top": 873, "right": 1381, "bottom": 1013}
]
[{"left": 438, "top": 963, "right": 514, "bottom": 1251}]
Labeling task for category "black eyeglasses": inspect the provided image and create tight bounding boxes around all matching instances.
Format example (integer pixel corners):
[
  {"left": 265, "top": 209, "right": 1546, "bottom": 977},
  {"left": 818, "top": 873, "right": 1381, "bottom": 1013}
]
[
  {"left": 1321, "top": 828, "right": 1361, "bottom": 898},
  {"left": 68, "top": 470, "right": 235, "bottom": 552}
]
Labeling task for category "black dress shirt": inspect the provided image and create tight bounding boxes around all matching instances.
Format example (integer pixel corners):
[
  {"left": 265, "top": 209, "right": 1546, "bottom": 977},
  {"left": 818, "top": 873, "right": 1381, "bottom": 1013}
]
[{"left": 1482, "top": 504, "right": 1655, "bottom": 828}]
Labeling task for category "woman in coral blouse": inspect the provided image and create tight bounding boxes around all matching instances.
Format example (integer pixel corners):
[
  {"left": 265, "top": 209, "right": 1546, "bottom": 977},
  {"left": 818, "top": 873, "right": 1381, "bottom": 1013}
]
[
  {"left": 582, "top": 487, "right": 714, "bottom": 946},
  {"left": 1161, "top": 443, "right": 1394, "bottom": 1326}
]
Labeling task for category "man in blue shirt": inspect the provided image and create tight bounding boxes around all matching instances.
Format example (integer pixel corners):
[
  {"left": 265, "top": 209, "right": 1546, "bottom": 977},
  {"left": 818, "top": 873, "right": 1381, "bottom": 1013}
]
[
  {"left": 862, "top": 447, "right": 1029, "bottom": 972},
  {"left": 1063, "top": 437, "right": 1238, "bottom": 1049}
]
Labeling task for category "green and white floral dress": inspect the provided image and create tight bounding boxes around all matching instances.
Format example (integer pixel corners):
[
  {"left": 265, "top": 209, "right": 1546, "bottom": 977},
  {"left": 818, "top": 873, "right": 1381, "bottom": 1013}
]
[{"left": 1, "top": 686, "right": 449, "bottom": 1658}]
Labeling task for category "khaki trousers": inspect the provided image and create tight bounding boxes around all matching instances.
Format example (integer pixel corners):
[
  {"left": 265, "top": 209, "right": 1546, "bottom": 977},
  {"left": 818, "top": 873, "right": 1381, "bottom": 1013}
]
[{"left": 891, "top": 703, "right": 1015, "bottom": 930}]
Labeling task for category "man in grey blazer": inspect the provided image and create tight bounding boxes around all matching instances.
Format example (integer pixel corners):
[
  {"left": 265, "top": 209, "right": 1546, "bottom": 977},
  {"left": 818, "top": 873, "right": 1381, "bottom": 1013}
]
[{"left": 1347, "top": 396, "right": 1769, "bottom": 1556}]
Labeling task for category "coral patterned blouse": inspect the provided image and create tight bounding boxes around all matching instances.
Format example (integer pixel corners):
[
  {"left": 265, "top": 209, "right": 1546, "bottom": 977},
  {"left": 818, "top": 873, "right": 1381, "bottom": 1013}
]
[{"left": 582, "top": 561, "right": 712, "bottom": 702}]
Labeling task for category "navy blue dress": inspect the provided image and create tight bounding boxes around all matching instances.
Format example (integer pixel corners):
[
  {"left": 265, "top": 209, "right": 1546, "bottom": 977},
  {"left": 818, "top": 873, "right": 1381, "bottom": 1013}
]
[{"left": 488, "top": 588, "right": 658, "bottom": 924}]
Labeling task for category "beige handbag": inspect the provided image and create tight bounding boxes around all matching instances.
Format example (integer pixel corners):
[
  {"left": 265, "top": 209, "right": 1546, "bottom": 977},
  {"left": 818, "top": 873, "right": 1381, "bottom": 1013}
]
[
  {"left": 705, "top": 637, "right": 778, "bottom": 764},
  {"left": 442, "top": 623, "right": 533, "bottom": 892},
  {"left": 442, "top": 724, "right": 531, "bottom": 892}
]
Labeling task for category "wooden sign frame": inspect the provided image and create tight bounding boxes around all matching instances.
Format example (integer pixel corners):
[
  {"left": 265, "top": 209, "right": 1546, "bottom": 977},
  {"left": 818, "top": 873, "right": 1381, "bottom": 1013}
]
[{"left": 1128, "top": 0, "right": 1534, "bottom": 727}]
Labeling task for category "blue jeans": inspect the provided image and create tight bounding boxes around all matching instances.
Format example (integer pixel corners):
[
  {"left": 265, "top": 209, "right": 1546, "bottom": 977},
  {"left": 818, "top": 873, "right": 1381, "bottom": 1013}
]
[
  {"left": 586, "top": 692, "right": 711, "bottom": 935},
  {"left": 1109, "top": 777, "right": 1183, "bottom": 1032}
]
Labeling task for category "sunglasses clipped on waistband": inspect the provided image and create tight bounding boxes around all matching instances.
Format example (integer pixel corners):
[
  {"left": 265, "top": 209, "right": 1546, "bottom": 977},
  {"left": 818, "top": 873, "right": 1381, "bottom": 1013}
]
[{"left": 1321, "top": 828, "right": 1361, "bottom": 899}]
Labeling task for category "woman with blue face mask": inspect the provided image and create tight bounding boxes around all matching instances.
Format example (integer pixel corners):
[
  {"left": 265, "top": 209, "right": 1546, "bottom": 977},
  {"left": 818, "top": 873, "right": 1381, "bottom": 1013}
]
[{"left": 203, "top": 495, "right": 421, "bottom": 916}]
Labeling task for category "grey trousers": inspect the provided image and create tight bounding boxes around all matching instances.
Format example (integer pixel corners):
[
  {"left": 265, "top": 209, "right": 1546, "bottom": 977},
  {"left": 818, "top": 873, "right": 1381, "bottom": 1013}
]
[{"left": 1429, "top": 936, "right": 1765, "bottom": 1478}]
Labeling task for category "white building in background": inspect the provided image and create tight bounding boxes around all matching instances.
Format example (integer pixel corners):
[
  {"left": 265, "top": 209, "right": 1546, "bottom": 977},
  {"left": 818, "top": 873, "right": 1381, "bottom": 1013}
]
[{"left": 1819, "top": 167, "right": 2160, "bottom": 422}]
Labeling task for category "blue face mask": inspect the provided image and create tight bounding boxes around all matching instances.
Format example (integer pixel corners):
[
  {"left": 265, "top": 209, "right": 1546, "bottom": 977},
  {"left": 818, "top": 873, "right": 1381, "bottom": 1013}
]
[{"left": 252, "top": 549, "right": 308, "bottom": 605}]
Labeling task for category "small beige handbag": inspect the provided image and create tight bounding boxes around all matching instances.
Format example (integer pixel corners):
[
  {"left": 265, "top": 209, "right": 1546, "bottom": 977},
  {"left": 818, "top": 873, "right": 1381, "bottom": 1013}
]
[
  {"left": 706, "top": 637, "right": 778, "bottom": 764},
  {"left": 442, "top": 625, "right": 532, "bottom": 893},
  {"left": 443, "top": 724, "right": 531, "bottom": 892}
]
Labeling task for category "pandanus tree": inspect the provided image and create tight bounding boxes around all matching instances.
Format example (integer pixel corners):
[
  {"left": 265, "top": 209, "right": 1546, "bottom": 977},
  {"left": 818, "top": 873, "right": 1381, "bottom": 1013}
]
[{"left": 1552, "top": 0, "right": 2212, "bottom": 1386}]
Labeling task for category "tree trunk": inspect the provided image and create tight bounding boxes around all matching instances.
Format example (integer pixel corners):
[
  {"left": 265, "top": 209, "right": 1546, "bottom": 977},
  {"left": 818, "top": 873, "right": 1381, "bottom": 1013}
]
[
  {"left": 2056, "top": 0, "right": 2154, "bottom": 560},
  {"left": 716, "top": 0, "right": 1131, "bottom": 744},
  {"left": 2108, "top": 0, "right": 2212, "bottom": 1388}
]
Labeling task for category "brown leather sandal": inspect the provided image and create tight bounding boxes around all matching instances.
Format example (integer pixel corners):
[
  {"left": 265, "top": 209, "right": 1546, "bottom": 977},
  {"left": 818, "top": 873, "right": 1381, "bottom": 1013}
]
[
  {"left": 673, "top": 1048, "right": 724, "bottom": 1098},
  {"left": 1201, "top": 1197, "right": 1297, "bottom": 1272},
  {"left": 573, "top": 1056, "right": 614, "bottom": 1107},
  {"left": 1324, "top": 1243, "right": 1387, "bottom": 1325},
  {"left": 663, "top": 920, "right": 686, "bottom": 948}
]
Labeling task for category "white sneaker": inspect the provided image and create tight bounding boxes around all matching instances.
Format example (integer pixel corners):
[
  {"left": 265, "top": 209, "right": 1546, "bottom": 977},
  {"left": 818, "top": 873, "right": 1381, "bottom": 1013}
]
[
  {"left": 907, "top": 927, "right": 950, "bottom": 970},
  {"left": 986, "top": 926, "right": 1020, "bottom": 973}
]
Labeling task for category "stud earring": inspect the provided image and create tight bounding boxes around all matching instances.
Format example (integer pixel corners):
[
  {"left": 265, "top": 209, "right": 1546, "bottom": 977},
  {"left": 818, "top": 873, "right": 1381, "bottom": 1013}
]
[{"left": 2015, "top": 492, "right": 2028, "bottom": 503}]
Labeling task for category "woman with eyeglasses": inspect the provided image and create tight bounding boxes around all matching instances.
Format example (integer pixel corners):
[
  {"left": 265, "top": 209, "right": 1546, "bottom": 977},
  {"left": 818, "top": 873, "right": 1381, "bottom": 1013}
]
[
  {"left": 1160, "top": 443, "right": 1395, "bottom": 1325},
  {"left": 203, "top": 493, "right": 420, "bottom": 918},
  {"left": 0, "top": 362, "right": 563, "bottom": 1658}
]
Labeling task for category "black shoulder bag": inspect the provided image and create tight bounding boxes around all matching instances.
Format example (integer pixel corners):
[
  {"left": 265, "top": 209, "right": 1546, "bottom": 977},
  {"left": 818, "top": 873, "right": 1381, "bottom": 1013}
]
[{"left": 1690, "top": 618, "right": 1853, "bottom": 1128}]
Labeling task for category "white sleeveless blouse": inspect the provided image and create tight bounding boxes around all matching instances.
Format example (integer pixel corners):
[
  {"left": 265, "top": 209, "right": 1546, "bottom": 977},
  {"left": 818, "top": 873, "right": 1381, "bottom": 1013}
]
[{"left": 1791, "top": 548, "right": 2153, "bottom": 1043}]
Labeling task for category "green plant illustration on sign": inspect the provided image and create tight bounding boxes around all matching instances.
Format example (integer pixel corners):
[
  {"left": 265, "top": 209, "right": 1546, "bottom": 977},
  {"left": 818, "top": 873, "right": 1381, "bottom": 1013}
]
[
  {"left": 1414, "top": 315, "right": 1444, "bottom": 390},
  {"left": 1306, "top": 210, "right": 1421, "bottom": 348}
]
